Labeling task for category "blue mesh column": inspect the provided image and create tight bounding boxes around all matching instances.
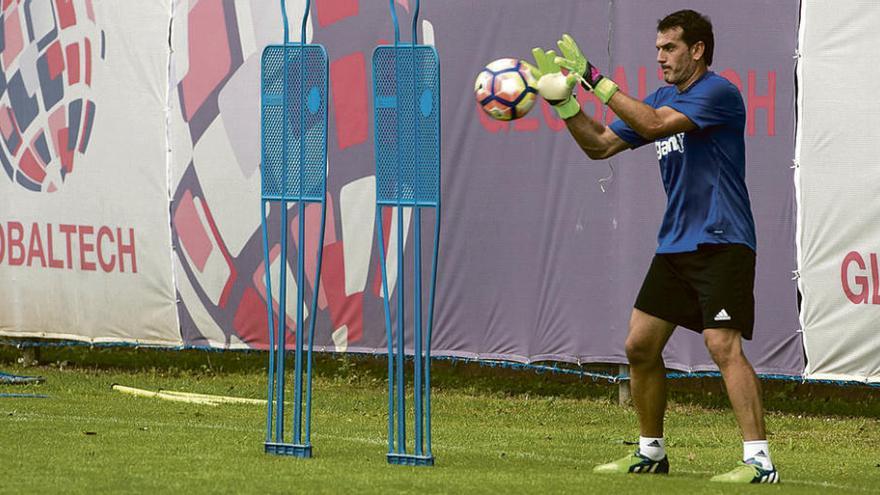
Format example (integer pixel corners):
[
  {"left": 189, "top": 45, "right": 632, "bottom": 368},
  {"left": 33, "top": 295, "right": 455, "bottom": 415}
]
[
  {"left": 260, "top": 0, "right": 328, "bottom": 459},
  {"left": 373, "top": 0, "right": 441, "bottom": 467}
]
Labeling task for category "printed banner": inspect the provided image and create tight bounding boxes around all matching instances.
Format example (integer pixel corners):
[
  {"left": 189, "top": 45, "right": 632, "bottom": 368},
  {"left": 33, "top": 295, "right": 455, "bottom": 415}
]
[
  {"left": 798, "top": 0, "right": 880, "bottom": 382},
  {"left": 0, "top": 0, "right": 179, "bottom": 344},
  {"left": 168, "top": 0, "right": 802, "bottom": 375},
  {"left": 1, "top": 0, "right": 804, "bottom": 377}
]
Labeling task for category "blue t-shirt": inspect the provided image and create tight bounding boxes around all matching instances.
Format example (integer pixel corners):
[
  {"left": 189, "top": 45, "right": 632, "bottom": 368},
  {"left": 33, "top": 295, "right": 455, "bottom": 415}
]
[{"left": 609, "top": 71, "right": 756, "bottom": 254}]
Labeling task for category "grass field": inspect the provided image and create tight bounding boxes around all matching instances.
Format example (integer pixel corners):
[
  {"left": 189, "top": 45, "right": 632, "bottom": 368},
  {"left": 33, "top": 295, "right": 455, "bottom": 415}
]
[{"left": 2, "top": 346, "right": 879, "bottom": 494}]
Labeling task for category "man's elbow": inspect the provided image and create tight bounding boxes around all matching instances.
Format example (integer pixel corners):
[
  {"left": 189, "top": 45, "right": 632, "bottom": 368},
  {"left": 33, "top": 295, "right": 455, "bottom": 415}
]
[
  {"left": 584, "top": 147, "right": 613, "bottom": 160},
  {"left": 639, "top": 122, "right": 668, "bottom": 141}
]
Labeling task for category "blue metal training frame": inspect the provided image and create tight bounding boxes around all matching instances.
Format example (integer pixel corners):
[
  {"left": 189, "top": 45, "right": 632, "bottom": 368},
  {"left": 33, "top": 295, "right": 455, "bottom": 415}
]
[
  {"left": 372, "top": 0, "right": 441, "bottom": 467},
  {"left": 260, "top": 0, "right": 328, "bottom": 458}
]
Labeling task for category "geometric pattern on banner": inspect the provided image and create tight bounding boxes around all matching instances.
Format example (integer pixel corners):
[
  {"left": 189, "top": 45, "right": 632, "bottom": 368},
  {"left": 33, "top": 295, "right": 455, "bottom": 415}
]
[
  {"left": 171, "top": 0, "right": 402, "bottom": 350},
  {"left": 0, "top": 0, "right": 103, "bottom": 192},
  {"left": 165, "top": 0, "right": 801, "bottom": 378},
  {"left": 0, "top": 0, "right": 805, "bottom": 379}
]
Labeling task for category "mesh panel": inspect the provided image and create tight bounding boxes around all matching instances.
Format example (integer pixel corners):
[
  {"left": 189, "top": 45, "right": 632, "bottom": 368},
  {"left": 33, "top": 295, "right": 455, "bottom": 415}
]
[
  {"left": 373, "top": 46, "right": 440, "bottom": 207},
  {"left": 301, "top": 47, "right": 327, "bottom": 200},
  {"left": 261, "top": 44, "right": 328, "bottom": 202},
  {"left": 262, "top": 106, "right": 283, "bottom": 198},
  {"left": 374, "top": 48, "right": 399, "bottom": 203},
  {"left": 284, "top": 47, "right": 303, "bottom": 198},
  {"left": 262, "top": 46, "right": 285, "bottom": 96},
  {"left": 416, "top": 49, "right": 440, "bottom": 206},
  {"left": 261, "top": 46, "right": 284, "bottom": 199},
  {"left": 397, "top": 49, "right": 417, "bottom": 204}
]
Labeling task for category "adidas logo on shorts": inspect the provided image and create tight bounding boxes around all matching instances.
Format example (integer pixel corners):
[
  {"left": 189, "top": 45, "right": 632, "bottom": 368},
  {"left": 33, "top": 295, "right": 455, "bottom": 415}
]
[{"left": 714, "top": 309, "right": 732, "bottom": 321}]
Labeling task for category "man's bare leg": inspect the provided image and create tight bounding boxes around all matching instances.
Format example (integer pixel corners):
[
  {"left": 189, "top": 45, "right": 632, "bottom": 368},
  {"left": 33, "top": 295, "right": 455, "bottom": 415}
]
[
  {"left": 704, "top": 328, "right": 779, "bottom": 483},
  {"left": 625, "top": 309, "right": 676, "bottom": 438},
  {"left": 593, "top": 309, "right": 676, "bottom": 474},
  {"left": 703, "top": 328, "right": 765, "bottom": 440}
]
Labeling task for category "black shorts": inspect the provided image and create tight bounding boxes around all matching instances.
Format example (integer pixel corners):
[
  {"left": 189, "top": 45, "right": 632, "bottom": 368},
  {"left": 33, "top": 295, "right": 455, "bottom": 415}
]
[{"left": 634, "top": 243, "right": 756, "bottom": 339}]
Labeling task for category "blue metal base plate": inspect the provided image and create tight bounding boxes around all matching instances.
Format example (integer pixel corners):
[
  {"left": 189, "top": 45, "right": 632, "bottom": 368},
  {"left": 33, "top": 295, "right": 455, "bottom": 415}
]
[
  {"left": 265, "top": 442, "right": 313, "bottom": 458},
  {"left": 387, "top": 453, "right": 434, "bottom": 466}
]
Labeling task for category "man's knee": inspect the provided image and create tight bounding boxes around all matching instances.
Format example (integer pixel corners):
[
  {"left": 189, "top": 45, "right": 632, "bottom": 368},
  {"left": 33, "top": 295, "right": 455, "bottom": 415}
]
[
  {"left": 704, "top": 329, "right": 743, "bottom": 368},
  {"left": 625, "top": 329, "right": 663, "bottom": 366},
  {"left": 626, "top": 310, "right": 673, "bottom": 366}
]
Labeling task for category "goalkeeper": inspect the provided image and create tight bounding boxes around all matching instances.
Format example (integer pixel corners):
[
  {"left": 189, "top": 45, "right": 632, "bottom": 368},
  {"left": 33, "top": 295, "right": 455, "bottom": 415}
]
[{"left": 526, "top": 10, "right": 779, "bottom": 484}]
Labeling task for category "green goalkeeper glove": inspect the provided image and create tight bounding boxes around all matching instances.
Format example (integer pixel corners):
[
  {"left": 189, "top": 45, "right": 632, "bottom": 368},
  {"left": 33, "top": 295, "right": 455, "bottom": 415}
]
[
  {"left": 522, "top": 47, "right": 581, "bottom": 120},
  {"left": 555, "top": 33, "right": 619, "bottom": 104}
]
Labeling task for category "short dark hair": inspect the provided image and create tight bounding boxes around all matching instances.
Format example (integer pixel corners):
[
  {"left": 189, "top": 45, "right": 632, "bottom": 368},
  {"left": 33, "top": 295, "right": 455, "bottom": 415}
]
[{"left": 657, "top": 10, "right": 714, "bottom": 66}]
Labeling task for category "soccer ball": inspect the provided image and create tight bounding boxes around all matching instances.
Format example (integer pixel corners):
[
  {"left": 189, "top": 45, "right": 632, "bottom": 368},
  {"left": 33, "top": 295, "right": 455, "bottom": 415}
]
[{"left": 474, "top": 58, "right": 537, "bottom": 121}]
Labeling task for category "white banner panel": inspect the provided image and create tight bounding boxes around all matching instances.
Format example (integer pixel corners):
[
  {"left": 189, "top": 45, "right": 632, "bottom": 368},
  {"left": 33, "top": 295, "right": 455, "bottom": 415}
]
[
  {"left": 168, "top": 0, "right": 310, "bottom": 348},
  {"left": 0, "top": 1, "right": 179, "bottom": 344},
  {"left": 797, "top": 0, "right": 880, "bottom": 382}
]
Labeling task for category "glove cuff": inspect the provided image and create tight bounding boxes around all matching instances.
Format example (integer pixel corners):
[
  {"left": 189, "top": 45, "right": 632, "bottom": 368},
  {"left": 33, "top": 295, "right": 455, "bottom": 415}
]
[
  {"left": 554, "top": 97, "right": 581, "bottom": 120},
  {"left": 594, "top": 78, "right": 619, "bottom": 105}
]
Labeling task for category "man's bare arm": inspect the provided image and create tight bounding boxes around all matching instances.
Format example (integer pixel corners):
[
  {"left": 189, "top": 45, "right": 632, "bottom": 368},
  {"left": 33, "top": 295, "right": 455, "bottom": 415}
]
[
  {"left": 553, "top": 33, "right": 696, "bottom": 144},
  {"left": 564, "top": 111, "right": 631, "bottom": 160},
  {"left": 607, "top": 91, "right": 696, "bottom": 141}
]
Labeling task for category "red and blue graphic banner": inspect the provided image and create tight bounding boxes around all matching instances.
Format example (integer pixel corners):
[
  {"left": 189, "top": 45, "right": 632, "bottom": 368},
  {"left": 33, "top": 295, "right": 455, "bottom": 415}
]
[
  {"left": 0, "top": 0, "right": 178, "bottom": 344},
  {"left": 1, "top": 0, "right": 805, "bottom": 377}
]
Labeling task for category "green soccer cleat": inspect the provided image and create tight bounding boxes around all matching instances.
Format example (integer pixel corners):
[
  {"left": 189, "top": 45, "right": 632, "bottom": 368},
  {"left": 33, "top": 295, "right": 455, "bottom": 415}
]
[
  {"left": 593, "top": 451, "right": 669, "bottom": 474},
  {"left": 710, "top": 458, "right": 780, "bottom": 484}
]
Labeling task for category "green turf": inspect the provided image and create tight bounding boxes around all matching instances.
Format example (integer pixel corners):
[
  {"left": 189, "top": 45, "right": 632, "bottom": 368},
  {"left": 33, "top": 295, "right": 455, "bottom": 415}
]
[{"left": 1, "top": 347, "right": 879, "bottom": 494}]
